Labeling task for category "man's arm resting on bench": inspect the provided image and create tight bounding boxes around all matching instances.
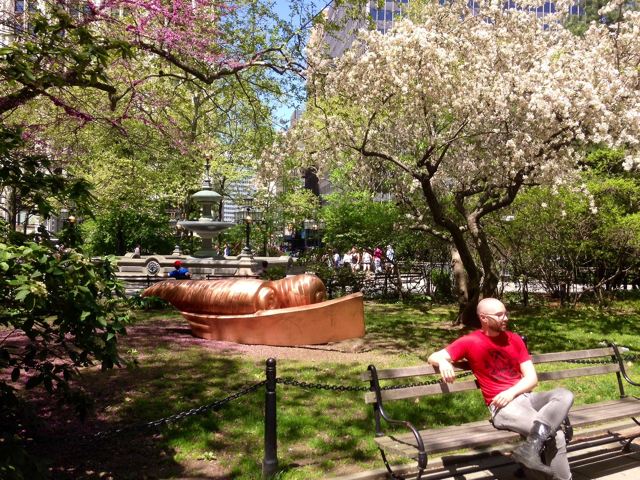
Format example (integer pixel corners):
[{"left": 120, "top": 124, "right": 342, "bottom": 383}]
[{"left": 428, "top": 349, "right": 457, "bottom": 383}]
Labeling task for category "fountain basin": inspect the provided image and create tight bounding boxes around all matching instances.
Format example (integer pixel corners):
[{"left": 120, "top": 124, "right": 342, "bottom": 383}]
[{"left": 176, "top": 220, "right": 233, "bottom": 234}]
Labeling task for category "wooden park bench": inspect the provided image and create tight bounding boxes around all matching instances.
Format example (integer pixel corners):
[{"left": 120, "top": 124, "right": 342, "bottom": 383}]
[{"left": 361, "top": 343, "right": 640, "bottom": 479}]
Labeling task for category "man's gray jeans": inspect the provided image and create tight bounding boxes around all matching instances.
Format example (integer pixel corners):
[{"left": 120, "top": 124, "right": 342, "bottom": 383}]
[{"left": 491, "top": 388, "right": 574, "bottom": 480}]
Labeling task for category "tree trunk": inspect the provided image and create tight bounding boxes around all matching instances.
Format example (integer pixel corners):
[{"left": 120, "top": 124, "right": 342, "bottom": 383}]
[
  {"left": 116, "top": 219, "right": 126, "bottom": 255},
  {"left": 522, "top": 276, "right": 529, "bottom": 307},
  {"left": 7, "top": 187, "right": 18, "bottom": 231},
  {"left": 451, "top": 245, "right": 480, "bottom": 328}
]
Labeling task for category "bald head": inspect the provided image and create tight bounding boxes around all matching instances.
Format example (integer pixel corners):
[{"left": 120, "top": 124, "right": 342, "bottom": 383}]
[
  {"left": 477, "top": 298, "right": 509, "bottom": 335},
  {"left": 477, "top": 298, "right": 505, "bottom": 316}
]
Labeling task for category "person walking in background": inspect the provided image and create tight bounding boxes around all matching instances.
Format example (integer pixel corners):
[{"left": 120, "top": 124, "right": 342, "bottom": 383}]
[
  {"left": 385, "top": 244, "right": 395, "bottom": 271},
  {"left": 342, "top": 250, "right": 351, "bottom": 268},
  {"left": 362, "top": 249, "right": 372, "bottom": 273},
  {"left": 373, "top": 246, "right": 383, "bottom": 273},
  {"left": 333, "top": 250, "right": 342, "bottom": 268},
  {"left": 350, "top": 246, "right": 361, "bottom": 271},
  {"left": 168, "top": 260, "right": 191, "bottom": 279},
  {"left": 427, "top": 298, "right": 574, "bottom": 480}
]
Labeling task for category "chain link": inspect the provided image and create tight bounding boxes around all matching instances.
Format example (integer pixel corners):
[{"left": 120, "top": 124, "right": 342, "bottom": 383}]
[
  {"left": 277, "top": 377, "right": 369, "bottom": 392},
  {"left": 276, "top": 371, "right": 475, "bottom": 392},
  {"left": 564, "top": 358, "right": 615, "bottom": 365},
  {"left": 87, "top": 380, "right": 266, "bottom": 441},
  {"left": 563, "top": 353, "right": 639, "bottom": 365}
]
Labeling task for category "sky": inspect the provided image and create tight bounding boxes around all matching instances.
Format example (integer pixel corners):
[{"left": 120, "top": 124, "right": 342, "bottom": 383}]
[
  {"left": 273, "top": 0, "right": 298, "bottom": 127},
  {"left": 268, "top": 1, "right": 337, "bottom": 129},
  {"left": 270, "top": 0, "right": 332, "bottom": 129}
]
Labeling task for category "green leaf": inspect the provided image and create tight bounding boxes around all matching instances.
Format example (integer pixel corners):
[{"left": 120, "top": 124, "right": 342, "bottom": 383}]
[
  {"left": 23, "top": 68, "right": 36, "bottom": 82},
  {"left": 14, "top": 289, "right": 30, "bottom": 301}
]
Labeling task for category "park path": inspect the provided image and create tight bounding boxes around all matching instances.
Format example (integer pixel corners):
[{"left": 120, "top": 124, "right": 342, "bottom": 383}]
[{"left": 122, "top": 315, "right": 414, "bottom": 365}]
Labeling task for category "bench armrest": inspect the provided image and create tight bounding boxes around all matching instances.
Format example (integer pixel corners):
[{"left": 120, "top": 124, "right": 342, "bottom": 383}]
[
  {"left": 610, "top": 342, "right": 640, "bottom": 387},
  {"left": 367, "top": 365, "right": 427, "bottom": 469}
]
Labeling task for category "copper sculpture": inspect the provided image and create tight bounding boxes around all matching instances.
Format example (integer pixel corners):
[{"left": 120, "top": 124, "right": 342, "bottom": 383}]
[{"left": 142, "top": 274, "right": 365, "bottom": 346}]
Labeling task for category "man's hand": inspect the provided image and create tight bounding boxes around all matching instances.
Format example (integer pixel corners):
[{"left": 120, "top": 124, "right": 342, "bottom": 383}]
[
  {"left": 437, "top": 359, "right": 456, "bottom": 383},
  {"left": 428, "top": 349, "right": 457, "bottom": 383},
  {"left": 490, "top": 360, "right": 538, "bottom": 409},
  {"left": 490, "top": 389, "right": 516, "bottom": 408}
]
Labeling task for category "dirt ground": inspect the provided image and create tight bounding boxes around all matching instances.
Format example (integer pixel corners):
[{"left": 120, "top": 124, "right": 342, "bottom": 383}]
[{"left": 123, "top": 316, "right": 393, "bottom": 363}]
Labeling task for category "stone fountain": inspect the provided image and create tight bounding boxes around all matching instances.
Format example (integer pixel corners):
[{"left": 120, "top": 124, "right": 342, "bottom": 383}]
[
  {"left": 177, "top": 163, "right": 232, "bottom": 258},
  {"left": 116, "top": 162, "right": 293, "bottom": 287}
]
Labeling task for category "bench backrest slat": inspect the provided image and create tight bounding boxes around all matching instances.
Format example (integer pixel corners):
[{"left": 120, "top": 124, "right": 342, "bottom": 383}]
[
  {"left": 360, "top": 362, "right": 470, "bottom": 381},
  {"left": 536, "top": 364, "right": 619, "bottom": 381},
  {"left": 364, "top": 379, "right": 479, "bottom": 404},
  {"left": 363, "top": 347, "right": 621, "bottom": 405},
  {"left": 530, "top": 347, "right": 615, "bottom": 364}
]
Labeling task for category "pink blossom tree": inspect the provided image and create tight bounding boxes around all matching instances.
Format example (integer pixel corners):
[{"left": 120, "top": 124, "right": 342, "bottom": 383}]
[{"left": 0, "top": 0, "right": 305, "bottom": 118}]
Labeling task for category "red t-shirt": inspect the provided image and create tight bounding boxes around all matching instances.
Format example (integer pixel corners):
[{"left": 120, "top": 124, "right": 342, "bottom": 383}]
[{"left": 445, "top": 330, "right": 531, "bottom": 405}]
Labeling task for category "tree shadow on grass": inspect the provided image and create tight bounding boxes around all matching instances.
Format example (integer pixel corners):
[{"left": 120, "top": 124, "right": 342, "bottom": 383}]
[
  {"left": 23, "top": 350, "right": 257, "bottom": 479},
  {"left": 509, "top": 305, "right": 640, "bottom": 353}
]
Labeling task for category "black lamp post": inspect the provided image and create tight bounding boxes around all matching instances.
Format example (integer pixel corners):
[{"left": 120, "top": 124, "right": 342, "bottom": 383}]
[
  {"left": 243, "top": 206, "right": 253, "bottom": 255},
  {"left": 235, "top": 197, "right": 262, "bottom": 256}
]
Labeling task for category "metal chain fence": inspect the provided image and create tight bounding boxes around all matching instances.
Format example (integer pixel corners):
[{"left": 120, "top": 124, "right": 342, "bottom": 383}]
[
  {"left": 566, "top": 353, "right": 640, "bottom": 365},
  {"left": 77, "top": 352, "right": 639, "bottom": 443},
  {"left": 276, "top": 371, "right": 476, "bottom": 392},
  {"left": 86, "top": 379, "right": 266, "bottom": 441}
]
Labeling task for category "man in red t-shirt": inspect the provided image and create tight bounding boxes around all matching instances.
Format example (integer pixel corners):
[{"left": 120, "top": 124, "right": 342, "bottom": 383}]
[{"left": 428, "top": 298, "right": 574, "bottom": 480}]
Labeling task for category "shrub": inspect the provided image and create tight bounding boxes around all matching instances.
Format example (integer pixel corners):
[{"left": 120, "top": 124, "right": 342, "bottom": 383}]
[
  {"left": 431, "top": 269, "right": 453, "bottom": 300},
  {"left": 0, "top": 241, "right": 130, "bottom": 478}
]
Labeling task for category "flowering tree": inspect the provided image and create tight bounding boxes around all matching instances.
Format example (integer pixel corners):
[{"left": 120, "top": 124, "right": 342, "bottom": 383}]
[
  {"left": 265, "top": 1, "right": 640, "bottom": 326},
  {"left": 0, "top": 0, "right": 303, "bottom": 118},
  {"left": 0, "top": 4, "right": 306, "bottom": 474}
]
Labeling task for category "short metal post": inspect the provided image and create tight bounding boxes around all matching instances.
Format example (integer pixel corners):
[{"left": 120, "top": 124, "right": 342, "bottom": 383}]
[{"left": 262, "top": 358, "right": 278, "bottom": 478}]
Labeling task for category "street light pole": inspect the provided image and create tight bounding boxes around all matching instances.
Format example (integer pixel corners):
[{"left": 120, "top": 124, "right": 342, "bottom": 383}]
[
  {"left": 234, "top": 197, "right": 262, "bottom": 257},
  {"left": 242, "top": 205, "right": 253, "bottom": 255}
]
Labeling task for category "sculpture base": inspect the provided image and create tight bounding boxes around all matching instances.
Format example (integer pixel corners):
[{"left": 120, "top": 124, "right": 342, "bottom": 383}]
[{"left": 181, "top": 293, "right": 365, "bottom": 346}]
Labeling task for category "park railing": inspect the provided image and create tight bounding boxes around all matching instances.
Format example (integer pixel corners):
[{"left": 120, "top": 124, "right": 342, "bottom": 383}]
[{"left": 74, "top": 348, "right": 640, "bottom": 479}]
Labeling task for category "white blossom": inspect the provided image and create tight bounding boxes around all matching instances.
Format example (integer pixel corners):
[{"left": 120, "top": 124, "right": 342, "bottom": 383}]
[{"left": 263, "top": 1, "right": 640, "bottom": 225}]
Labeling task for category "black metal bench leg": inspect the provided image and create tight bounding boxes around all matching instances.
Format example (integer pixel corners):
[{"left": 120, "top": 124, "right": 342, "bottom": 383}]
[
  {"left": 378, "top": 448, "right": 425, "bottom": 480},
  {"left": 622, "top": 417, "right": 640, "bottom": 452},
  {"left": 379, "top": 448, "right": 405, "bottom": 479}
]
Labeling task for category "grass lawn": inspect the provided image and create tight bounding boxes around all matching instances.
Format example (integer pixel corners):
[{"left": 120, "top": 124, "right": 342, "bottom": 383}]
[{"left": 25, "top": 297, "right": 640, "bottom": 479}]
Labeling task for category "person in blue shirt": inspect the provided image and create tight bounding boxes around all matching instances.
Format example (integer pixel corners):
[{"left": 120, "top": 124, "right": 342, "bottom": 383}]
[{"left": 168, "top": 260, "right": 191, "bottom": 279}]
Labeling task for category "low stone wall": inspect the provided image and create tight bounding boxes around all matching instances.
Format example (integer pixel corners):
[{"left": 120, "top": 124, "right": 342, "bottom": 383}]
[{"left": 116, "top": 254, "right": 294, "bottom": 280}]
